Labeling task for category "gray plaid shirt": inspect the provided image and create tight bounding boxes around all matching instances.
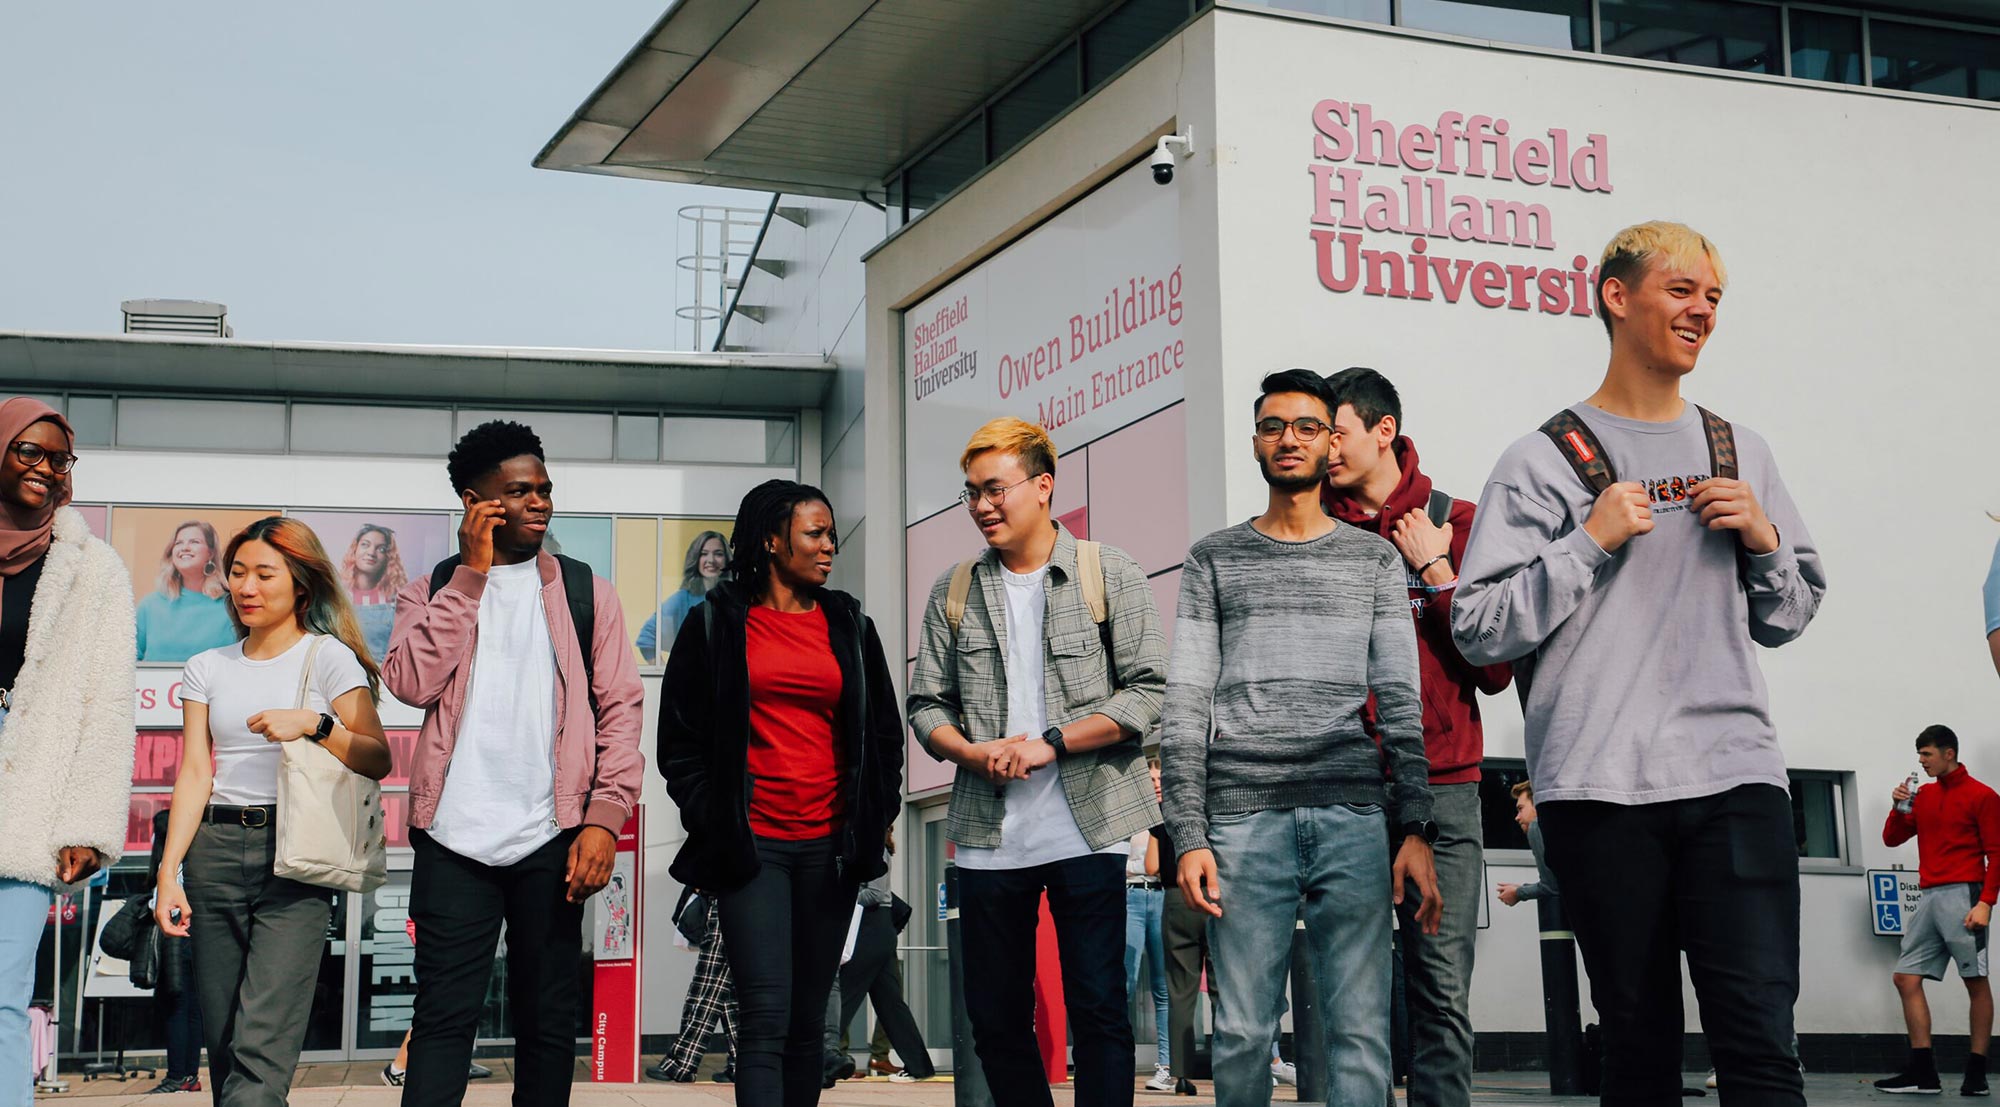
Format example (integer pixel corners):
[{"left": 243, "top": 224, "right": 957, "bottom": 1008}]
[{"left": 907, "top": 525, "right": 1167, "bottom": 852}]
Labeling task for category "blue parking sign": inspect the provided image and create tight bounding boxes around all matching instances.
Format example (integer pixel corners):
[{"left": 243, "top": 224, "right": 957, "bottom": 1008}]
[
  {"left": 1875, "top": 873, "right": 1899, "bottom": 901},
  {"left": 1868, "top": 869, "right": 1917, "bottom": 936}
]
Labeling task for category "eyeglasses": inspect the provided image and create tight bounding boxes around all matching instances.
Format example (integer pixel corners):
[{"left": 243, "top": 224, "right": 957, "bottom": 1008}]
[
  {"left": 9, "top": 442, "right": 77, "bottom": 474},
  {"left": 958, "top": 476, "right": 1036, "bottom": 509},
  {"left": 1254, "top": 417, "right": 1331, "bottom": 443}
]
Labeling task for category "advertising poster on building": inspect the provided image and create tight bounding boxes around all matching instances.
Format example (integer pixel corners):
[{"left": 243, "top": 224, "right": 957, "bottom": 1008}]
[
  {"left": 591, "top": 807, "right": 643, "bottom": 1083},
  {"left": 288, "top": 510, "right": 453, "bottom": 666},
  {"left": 112, "top": 506, "right": 278, "bottom": 664},
  {"left": 636, "top": 519, "right": 734, "bottom": 664}
]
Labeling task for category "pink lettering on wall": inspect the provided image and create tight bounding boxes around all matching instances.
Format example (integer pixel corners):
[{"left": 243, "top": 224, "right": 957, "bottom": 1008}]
[{"left": 1307, "top": 99, "right": 1611, "bottom": 321}]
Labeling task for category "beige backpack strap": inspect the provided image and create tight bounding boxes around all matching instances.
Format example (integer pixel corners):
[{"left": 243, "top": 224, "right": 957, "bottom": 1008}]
[
  {"left": 945, "top": 558, "right": 978, "bottom": 636},
  {"left": 294, "top": 635, "right": 327, "bottom": 709},
  {"left": 1077, "top": 540, "right": 1106, "bottom": 625}
]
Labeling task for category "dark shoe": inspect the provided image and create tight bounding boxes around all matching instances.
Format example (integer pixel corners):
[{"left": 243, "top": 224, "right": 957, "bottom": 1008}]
[
  {"left": 379, "top": 1064, "right": 405, "bottom": 1087},
  {"left": 647, "top": 1059, "right": 692, "bottom": 1083},
  {"left": 151, "top": 1075, "right": 200, "bottom": 1093},
  {"left": 713, "top": 1066, "right": 734, "bottom": 1084},
  {"left": 1176, "top": 1077, "right": 1197, "bottom": 1096},
  {"left": 1964, "top": 1071, "right": 1991, "bottom": 1097},
  {"left": 870, "top": 1059, "right": 899, "bottom": 1076},
  {"left": 1877, "top": 1068, "right": 1944, "bottom": 1094},
  {"left": 467, "top": 1061, "right": 493, "bottom": 1079}
]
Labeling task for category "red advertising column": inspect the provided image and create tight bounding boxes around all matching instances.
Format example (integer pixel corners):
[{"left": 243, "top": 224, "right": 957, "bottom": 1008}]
[
  {"left": 591, "top": 806, "right": 643, "bottom": 1083},
  {"left": 1032, "top": 892, "right": 1068, "bottom": 1084}
]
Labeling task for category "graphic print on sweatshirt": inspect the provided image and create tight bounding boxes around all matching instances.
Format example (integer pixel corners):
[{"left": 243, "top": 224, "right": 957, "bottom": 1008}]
[{"left": 1640, "top": 472, "right": 1714, "bottom": 515}]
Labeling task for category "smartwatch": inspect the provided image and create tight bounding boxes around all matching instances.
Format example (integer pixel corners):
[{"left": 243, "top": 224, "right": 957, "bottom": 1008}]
[
  {"left": 309, "top": 713, "right": 336, "bottom": 743},
  {"left": 1399, "top": 819, "right": 1440, "bottom": 845},
  {"left": 1041, "top": 726, "right": 1068, "bottom": 760}
]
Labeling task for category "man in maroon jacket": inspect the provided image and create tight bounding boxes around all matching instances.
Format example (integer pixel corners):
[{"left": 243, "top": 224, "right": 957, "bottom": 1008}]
[
  {"left": 1321, "top": 367, "right": 1511, "bottom": 1107},
  {"left": 1878, "top": 724, "right": 2000, "bottom": 1097}
]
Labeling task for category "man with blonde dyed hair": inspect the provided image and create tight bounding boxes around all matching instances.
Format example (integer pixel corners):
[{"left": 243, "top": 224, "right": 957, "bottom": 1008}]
[
  {"left": 1453, "top": 222, "right": 1825, "bottom": 1105},
  {"left": 908, "top": 416, "right": 1168, "bottom": 1107}
]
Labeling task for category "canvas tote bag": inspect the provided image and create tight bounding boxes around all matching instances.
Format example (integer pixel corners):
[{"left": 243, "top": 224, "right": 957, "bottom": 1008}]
[{"left": 273, "top": 636, "right": 389, "bottom": 893}]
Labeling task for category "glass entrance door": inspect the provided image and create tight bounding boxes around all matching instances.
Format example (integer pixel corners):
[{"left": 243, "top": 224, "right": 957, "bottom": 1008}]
[{"left": 904, "top": 801, "right": 953, "bottom": 1070}]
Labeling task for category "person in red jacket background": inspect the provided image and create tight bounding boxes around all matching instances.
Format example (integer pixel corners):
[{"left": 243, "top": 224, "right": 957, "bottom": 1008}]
[
  {"left": 1877, "top": 724, "right": 2000, "bottom": 1097},
  {"left": 1320, "top": 367, "right": 1510, "bottom": 1107}
]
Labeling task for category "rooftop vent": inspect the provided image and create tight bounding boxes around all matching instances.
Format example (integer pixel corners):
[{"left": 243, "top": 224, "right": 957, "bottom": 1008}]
[{"left": 121, "top": 299, "right": 232, "bottom": 337}]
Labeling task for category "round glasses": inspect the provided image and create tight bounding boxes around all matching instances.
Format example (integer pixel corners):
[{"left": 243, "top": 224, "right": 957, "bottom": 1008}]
[
  {"left": 1254, "top": 417, "right": 1331, "bottom": 442},
  {"left": 10, "top": 441, "right": 77, "bottom": 474},
  {"left": 958, "top": 476, "right": 1035, "bottom": 509}
]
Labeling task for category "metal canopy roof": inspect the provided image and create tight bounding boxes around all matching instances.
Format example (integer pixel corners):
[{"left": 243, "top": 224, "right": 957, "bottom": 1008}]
[
  {"left": 535, "top": 0, "right": 1120, "bottom": 199},
  {"left": 0, "top": 331, "right": 836, "bottom": 411}
]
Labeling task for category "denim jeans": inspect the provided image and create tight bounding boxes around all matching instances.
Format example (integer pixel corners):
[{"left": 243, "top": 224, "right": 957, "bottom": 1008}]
[
  {"left": 1206, "top": 803, "right": 1391, "bottom": 1107},
  {"left": 1124, "top": 885, "right": 1170, "bottom": 1068},
  {"left": 0, "top": 878, "right": 49, "bottom": 1107}
]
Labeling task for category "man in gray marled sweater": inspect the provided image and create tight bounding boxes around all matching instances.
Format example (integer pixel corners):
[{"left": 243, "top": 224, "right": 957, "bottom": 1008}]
[{"left": 1160, "top": 369, "right": 1439, "bottom": 1107}]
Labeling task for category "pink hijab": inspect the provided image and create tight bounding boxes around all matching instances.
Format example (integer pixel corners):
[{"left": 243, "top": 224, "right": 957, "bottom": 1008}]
[{"left": 0, "top": 397, "right": 76, "bottom": 578}]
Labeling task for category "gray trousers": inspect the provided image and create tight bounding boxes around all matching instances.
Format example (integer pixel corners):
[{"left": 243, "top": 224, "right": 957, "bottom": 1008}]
[
  {"left": 1396, "top": 782, "right": 1482, "bottom": 1107},
  {"left": 184, "top": 819, "right": 333, "bottom": 1107}
]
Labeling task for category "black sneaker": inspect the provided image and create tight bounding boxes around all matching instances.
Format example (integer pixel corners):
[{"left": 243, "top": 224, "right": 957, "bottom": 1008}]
[
  {"left": 150, "top": 1074, "right": 200, "bottom": 1093},
  {"left": 379, "top": 1063, "right": 405, "bottom": 1087},
  {"left": 1963, "top": 1071, "right": 1990, "bottom": 1097},
  {"left": 713, "top": 1065, "right": 734, "bottom": 1084},
  {"left": 646, "top": 1059, "right": 690, "bottom": 1082},
  {"left": 467, "top": 1062, "right": 493, "bottom": 1079},
  {"left": 1876, "top": 1068, "right": 1943, "bottom": 1094}
]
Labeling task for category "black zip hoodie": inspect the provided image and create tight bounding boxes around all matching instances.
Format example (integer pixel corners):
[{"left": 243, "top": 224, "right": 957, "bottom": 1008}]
[{"left": 658, "top": 581, "right": 903, "bottom": 894}]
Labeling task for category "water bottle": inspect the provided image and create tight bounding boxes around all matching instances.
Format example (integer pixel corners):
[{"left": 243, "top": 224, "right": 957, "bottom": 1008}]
[{"left": 1896, "top": 772, "right": 1921, "bottom": 814}]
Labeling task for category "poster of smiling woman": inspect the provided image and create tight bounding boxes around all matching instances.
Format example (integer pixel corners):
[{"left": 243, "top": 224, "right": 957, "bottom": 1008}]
[
  {"left": 111, "top": 507, "right": 278, "bottom": 663},
  {"left": 285, "top": 510, "right": 453, "bottom": 666}
]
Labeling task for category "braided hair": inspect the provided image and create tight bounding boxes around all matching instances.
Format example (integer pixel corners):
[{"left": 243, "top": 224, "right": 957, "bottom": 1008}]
[{"left": 727, "top": 479, "right": 837, "bottom": 601}]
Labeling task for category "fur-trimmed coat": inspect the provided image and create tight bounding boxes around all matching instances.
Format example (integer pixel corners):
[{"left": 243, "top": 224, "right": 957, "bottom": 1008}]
[{"left": 0, "top": 507, "right": 137, "bottom": 888}]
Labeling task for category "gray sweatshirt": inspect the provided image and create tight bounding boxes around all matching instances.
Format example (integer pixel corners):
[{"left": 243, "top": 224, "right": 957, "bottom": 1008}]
[
  {"left": 1159, "top": 521, "right": 1430, "bottom": 856},
  {"left": 1452, "top": 402, "right": 1826, "bottom": 805}
]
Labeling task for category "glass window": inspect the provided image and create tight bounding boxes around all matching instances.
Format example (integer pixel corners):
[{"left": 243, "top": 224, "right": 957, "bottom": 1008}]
[
  {"left": 1400, "top": 0, "right": 1590, "bottom": 51},
  {"left": 1084, "top": 0, "right": 1191, "bottom": 90},
  {"left": 1601, "top": 0, "right": 1782, "bottom": 74},
  {"left": 616, "top": 414, "right": 660, "bottom": 462},
  {"left": 1789, "top": 771, "right": 1848, "bottom": 860},
  {"left": 1789, "top": 9, "right": 1863, "bottom": 85},
  {"left": 456, "top": 409, "right": 614, "bottom": 461},
  {"left": 290, "top": 403, "right": 452, "bottom": 456},
  {"left": 661, "top": 416, "right": 798, "bottom": 465},
  {"left": 67, "top": 395, "right": 114, "bottom": 447},
  {"left": 990, "top": 44, "right": 1079, "bottom": 160},
  {"left": 1240, "top": 0, "right": 1391, "bottom": 24},
  {"left": 1871, "top": 19, "right": 2000, "bottom": 101},
  {"left": 906, "top": 120, "right": 984, "bottom": 210},
  {"left": 117, "top": 397, "right": 287, "bottom": 451}
]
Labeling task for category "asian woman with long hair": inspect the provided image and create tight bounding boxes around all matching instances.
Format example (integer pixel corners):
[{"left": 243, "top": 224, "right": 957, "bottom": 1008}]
[{"left": 154, "top": 517, "right": 391, "bottom": 1107}]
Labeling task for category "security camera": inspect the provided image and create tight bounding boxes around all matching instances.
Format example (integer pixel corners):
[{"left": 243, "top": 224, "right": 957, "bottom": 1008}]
[{"left": 1151, "top": 127, "right": 1193, "bottom": 185}]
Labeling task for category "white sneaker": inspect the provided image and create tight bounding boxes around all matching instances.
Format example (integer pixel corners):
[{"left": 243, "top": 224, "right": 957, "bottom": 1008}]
[
  {"left": 888, "top": 1071, "right": 922, "bottom": 1083},
  {"left": 1272, "top": 1060, "right": 1297, "bottom": 1086},
  {"left": 1705, "top": 1070, "right": 1718, "bottom": 1089},
  {"left": 1146, "top": 1065, "right": 1176, "bottom": 1091}
]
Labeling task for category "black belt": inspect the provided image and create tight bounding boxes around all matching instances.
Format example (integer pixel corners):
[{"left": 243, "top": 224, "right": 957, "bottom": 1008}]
[
  {"left": 206, "top": 804, "right": 276, "bottom": 828},
  {"left": 1127, "top": 879, "right": 1163, "bottom": 890}
]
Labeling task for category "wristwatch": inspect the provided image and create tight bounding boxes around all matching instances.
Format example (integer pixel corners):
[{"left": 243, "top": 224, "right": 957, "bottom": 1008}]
[
  {"left": 1041, "top": 726, "right": 1068, "bottom": 760},
  {"left": 308, "top": 713, "right": 336, "bottom": 743},
  {"left": 1400, "top": 819, "right": 1440, "bottom": 845}
]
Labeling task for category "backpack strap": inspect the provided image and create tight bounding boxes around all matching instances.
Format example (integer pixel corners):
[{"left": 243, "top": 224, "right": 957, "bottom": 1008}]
[
  {"left": 1076, "top": 540, "right": 1107, "bottom": 625},
  {"left": 1538, "top": 409, "right": 1617, "bottom": 494},
  {"left": 1425, "top": 489, "right": 1453, "bottom": 529},
  {"left": 1696, "top": 405, "right": 1738, "bottom": 481},
  {"left": 944, "top": 558, "right": 978, "bottom": 636},
  {"left": 428, "top": 553, "right": 597, "bottom": 716}
]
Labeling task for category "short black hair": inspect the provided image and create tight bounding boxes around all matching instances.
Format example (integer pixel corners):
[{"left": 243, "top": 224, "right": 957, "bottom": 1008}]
[
  {"left": 1324, "top": 366, "right": 1403, "bottom": 437},
  {"left": 728, "top": 479, "right": 837, "bottom": 600},
  {"left": 1254, "top": 368, "right": 1333, "bottom": 421},
  {"left": 1918, "top": 724, "right": 1959, "bottom": 755},
  {"left": 447, "top": 420, "right": 545, "bottom": 496}
]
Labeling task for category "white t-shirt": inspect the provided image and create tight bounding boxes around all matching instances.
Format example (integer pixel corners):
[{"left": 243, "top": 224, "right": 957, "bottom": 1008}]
[
  {"left": 428, "top": 559, "right": 560, "bottom": 867},
  {"left": 956, "top": 563, "right": 1121, "bottom": 872},
  {"left": 181, "top": 634, "right": 370, "bottom": 806}
]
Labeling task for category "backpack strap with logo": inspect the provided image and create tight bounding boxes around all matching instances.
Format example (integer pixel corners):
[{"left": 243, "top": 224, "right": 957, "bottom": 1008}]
[
  {"left": 429, "top": 553, "right": 597, "bottom": 715},
  {"left": 1540, "top": 405, "right": 1737, "bottom": 493},
  {"left": 944, "top": 540, "right": 1107, "bottom": 637}
]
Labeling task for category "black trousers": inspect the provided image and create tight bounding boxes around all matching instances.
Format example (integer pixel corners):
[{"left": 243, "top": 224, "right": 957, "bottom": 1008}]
[
  {"left": 959, "top": 852, "right": 1132, "bottom": 1107},
  {"left": 1161, "top": 887, "right": 1209, "bottom": 1080},
  {"left": 1539, "top": 784, "right": 1804, "bottom": 1107},
  {"left": 839, "top": 906, "right": 935, "bottom": 1079},
  {"left": 403, "top": 829, "right": 584, "bottom": 1107},
  {"left": 717, "top": 835, "right": 856, "bottom": 1107}
]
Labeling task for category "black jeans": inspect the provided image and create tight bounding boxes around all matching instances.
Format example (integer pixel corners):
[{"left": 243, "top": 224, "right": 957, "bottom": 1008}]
[
  {"left": 403, "top": 828, "right": 584, "bottom": 1107},
  {"left": 959, "top": 852, "right": 1132, "bottom": 1107},
  {"left": 1539, "top": 784, "right": 1804, "bottom": 1107},
  {"left": 839, "top": 906, "right": 934, "bottom": 1078},
  {"left": 717, "top": 835, "right": 856, "bottom": 1107},
  {"left": 160, "top": 939, "right": 203, "bottom": 1081}
]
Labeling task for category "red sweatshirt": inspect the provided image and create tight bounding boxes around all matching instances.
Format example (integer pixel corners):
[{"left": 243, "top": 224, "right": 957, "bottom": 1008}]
[
  {"left": 1324, "top": 436, "right": 1512, "bottom": 784},
  {"left": 1884, "top": 765, "right": 2000, "bottom": 904}
]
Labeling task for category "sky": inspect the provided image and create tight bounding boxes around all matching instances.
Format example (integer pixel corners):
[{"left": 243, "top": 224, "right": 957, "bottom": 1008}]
[{"left": 0, "top": 3, "right": 766, "bottom": 350}]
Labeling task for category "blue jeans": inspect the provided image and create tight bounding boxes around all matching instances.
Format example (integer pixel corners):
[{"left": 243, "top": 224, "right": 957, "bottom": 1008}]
[
  {"left": 1206, "top": 804, "right": 1391, "bottom": 1107},
  {"left": 1124, "top": 886, "right": 1170, "bottom": 1068},
  {"left": 0, "top": 877, "right": 50, "bottom": 1107}
]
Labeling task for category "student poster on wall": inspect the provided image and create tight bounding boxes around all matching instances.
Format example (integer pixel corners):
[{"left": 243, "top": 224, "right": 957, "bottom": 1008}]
[
  {"left": 287, "top": 510, "right": 454, "bottom": 666},
  {"left": 111, "top": 507, "right": 278, "bottom": 664}
]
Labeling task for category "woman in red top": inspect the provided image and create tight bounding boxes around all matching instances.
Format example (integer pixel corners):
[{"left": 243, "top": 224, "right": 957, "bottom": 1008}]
[{"left": 660, "top": 480, "right": 903, "bottom": 1107}]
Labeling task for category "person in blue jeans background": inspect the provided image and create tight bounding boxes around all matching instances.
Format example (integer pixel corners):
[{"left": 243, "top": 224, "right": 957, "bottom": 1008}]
[
  {"left": 1125, "top": 822, "right": 1175, "bottom": 1093},
  {"left": 1985, "top": 528, "right": 2000, "bottom": 682},
  {"left": 1160, "top": 370, "right": 1439, "bottom": 1107}
]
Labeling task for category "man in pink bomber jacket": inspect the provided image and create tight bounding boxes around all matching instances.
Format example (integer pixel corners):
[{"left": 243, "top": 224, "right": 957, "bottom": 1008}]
[{"left": 384, "top": 420, "right": 645, "bottom": 1107}]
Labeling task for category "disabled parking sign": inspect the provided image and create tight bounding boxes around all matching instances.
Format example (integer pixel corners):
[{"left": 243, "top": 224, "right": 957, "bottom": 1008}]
[{"left": 1867, "top": 869, "right": 1922, "bottom": 937}]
